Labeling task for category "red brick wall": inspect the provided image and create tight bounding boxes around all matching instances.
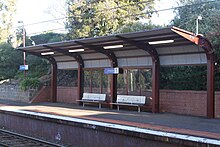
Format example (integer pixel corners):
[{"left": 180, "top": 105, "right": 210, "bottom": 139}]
[
  {"left": 32, "top": 87, "right": 220, "bottom": 118},
  {"left": 216, "top": 93, "right": 220, "bottom": 118},
  {"left": 31, "top": 86, "right": 78, "bottom": 104},
  {"left": 57, "top": 86, "right": 78, "bottom": 103},
  {"left": 160, "top": 90, "right": 220, "bottom": 118},
  {"left": 30, "top": 86, "right": 52, "bottom": 103}
]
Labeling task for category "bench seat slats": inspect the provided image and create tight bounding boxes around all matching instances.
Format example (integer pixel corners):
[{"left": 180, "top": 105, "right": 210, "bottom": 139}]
[
  {"left": 112, "top": 95, "right": 146, "bottom": 112},
  {"left": 77, "top": 93, "right": 106, "bottom": 108}
]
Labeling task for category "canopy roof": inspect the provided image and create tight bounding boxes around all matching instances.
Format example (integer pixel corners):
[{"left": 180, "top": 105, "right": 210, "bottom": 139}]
[
  {"left": 18, "top": 26, "right": 212, "bottom": 69},
  {"left": 17, "top": 26, "right": 216, "bottom": 118}
]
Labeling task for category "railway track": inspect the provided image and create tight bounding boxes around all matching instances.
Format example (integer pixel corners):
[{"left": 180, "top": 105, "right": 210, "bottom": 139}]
[{"left": 0, "top": 129, "right": 64, "bottom": 147}]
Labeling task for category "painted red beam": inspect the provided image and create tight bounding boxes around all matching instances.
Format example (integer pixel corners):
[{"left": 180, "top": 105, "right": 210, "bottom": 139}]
[
  {"left": 42, "top": 45, "right": 85, "bottom": 102},
  {"left": 51, "top": 62, "right": 57, "bottom": 103},
  {"left": 75, "top": 41, "right": 118, "bottom": 107},
  {"left": 115, "top": 35, "right": 160, "bottom": 113},
  {"left": 172, "top": 27, "right": 215, "bottom": 118}
]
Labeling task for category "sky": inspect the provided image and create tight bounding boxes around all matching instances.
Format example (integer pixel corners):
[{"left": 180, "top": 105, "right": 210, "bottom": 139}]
[
  {"left": 151, "top": 0, "right": 178, "bottom": 25},
  {"left": 14, "top": 0, "right": 178, "bottom": 36},
  {"left": 14, "top": 0, "right": 66, "bottom": 35}
]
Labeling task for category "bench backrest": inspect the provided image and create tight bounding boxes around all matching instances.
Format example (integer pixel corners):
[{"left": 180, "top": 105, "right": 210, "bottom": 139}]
[
  {"left": 116, "top": 95, "right": 146, "bottom": 104},
  {"left": 82, "top": 93, "right": 106, "bottom": 101}
]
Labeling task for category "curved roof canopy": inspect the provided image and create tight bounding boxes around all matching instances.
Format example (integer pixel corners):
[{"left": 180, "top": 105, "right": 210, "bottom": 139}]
[
  {"left": 17, "top": 26, "right": 216, "bottom": 118},
  {"left": 18, "top": 26, "right": 214, "bottom": 69}
]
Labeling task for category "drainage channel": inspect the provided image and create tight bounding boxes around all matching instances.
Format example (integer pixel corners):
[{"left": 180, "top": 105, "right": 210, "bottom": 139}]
[{"left": 0, "top": 129, "right": 64, "bottom": 147}]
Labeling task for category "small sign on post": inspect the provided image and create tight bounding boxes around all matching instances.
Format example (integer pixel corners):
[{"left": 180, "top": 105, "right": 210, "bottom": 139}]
[
  {"left": 19, "top": 65, "right": 28, "bottom": 71},
  {"left": 104, "top": 67, "right": 122, "bottom": 74}
]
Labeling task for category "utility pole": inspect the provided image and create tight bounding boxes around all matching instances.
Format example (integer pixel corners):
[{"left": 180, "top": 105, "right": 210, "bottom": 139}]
[
  {"left": 18, "top": 21, "right": 26, "bottom": 77},
  {"left": 196, "top": 16, "right": 202, "bottom": 35}
]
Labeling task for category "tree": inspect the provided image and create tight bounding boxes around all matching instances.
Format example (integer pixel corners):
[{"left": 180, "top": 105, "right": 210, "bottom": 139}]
[
  {"left": 0, "top": 0, "right": 17, "bottom": 42},
  {"left": 30, "top": 32, "right": 65, "bottom": 45},
  {"left": 24, "top": 33, "right": 65, "bottom": 78},
  {"left": 160, "top": 0, "right": 220, "bottom": 90},
  {"left": 160, "top": 66, "right": 207, "bottom": 90},
  {"left": 66, "top": 0, "right": 156, "bottom": 39},
  {"left": 13, "top": 32, "right": 66, "bottom": 80},
  {"left": 0, "top": 43, "right": 22, "bottom": 80},
  {"left": 115, "top": 21, "right": 161, "bottom": 34},
  {"left": 172, "top": 0, "right": 220, "bottom": 58}
]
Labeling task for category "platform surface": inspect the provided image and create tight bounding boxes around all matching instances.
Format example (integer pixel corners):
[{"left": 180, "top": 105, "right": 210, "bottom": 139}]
[{"left": 0, "top": 100, "right": 220, "bottom": 141}]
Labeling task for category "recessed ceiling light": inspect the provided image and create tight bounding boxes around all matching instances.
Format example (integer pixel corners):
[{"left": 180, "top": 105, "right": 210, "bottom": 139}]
[
  {"left": 103, "top": 45, "right": 123, "bottom": 49},
  {"left": 148, "top": 40, "right": 174, "bottom": 45},
  {"left": 41, "top": 52, "right": 54, "bottom": 55}
]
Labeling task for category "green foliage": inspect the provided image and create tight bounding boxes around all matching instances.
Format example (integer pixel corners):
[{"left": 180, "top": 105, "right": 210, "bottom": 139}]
[
  {"left": 19, "top": 77, "right": 41, "bottom": 91},
  {"left": 172, "top": 0, "right": 220, "bottom": 59},
  {"left": 115, "top": 22, "right": 161, "bottom": 33},
  {"left": 16, "top": 33, "right": 65, "bottom": 79},
  {"left": 57, "top": 69, "right": 77, "bottom": 86},
  {"left": 15, "top": 32, "right": 65, "bottom": 48},
  {"left": 25, "top": 55, "right": 50, "bottom": 78},
  {"left": 29, "top": 32, "right": 65, "bottom": 45},
  {"left": 0, "top": 0, "right": 17, "bottom": 42},
  {"left": 161, "top": 0, "right": 220, "bottom": 91},
  {"left": 160, "top": 66, "right": 207, "bottom": 90},
  {"left": 0, "top": 42, "right": 22, "bottom": 80},
  {"left": 66, "top": 0, "right": 155, "bottom": 39}
]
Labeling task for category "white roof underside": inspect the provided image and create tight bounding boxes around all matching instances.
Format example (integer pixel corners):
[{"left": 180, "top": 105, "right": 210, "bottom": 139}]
[{"left": 18, "top": 27, "right": 208, "bottom": 69}]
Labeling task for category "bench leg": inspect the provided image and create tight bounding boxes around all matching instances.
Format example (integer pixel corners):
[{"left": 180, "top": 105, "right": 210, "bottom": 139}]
[
  {"left": 99, "top": 103, "right": 101, "bottom": 109},
  {"left": 138, "top": 106, "right": 140, "bottom": 112},
  {"left": 117, "top": 105, "right": 119, "bottom": 111},
  {"left": 83, "top": 103, "right": 85, "bottom": 107}
]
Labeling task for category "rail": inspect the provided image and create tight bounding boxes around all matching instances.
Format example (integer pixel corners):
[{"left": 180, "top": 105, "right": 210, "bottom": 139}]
[{"left": 0, "top": 129, "right": 64, "bottom": 147}]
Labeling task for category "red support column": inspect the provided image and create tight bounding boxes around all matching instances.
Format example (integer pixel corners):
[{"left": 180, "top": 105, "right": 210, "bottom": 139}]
[
  {"left": 110, "top": 74, "right": 117, "bottom": 108},
  {"left": 51, "top": 63, "right": 57, "bottom": 103},
  {"left": 171, "top": 27, "right": 216, "bottom": 118},
  {"left": 152, "top": 60, "right": 160, "bottom": 113},
  {"left": 77, "top": 65, "right": 84, "bottom": 101},
  {"left": 207, "top": 58, "right": 215, "bottom": 118}
]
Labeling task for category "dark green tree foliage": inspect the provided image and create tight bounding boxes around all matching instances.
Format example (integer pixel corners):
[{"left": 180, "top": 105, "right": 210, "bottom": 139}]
[
  {"left": 25, "top": 55, "right": 49, "bottom": 78},
  {"left": 0, "top": 43, "right": 22, "bottom": 80},
  {"left": 66, "top": 0, "right": 155, "bottom": 39},
  {"left": 18, "top": 33, "right": 65, "bottom": 79},
  {"left": 57, "top": 69, "right": 77, "bottom": 87},
  {"left": 160, "top": 0, "right": 220, "bottom": 90},
  {"left": 115, "top": 22, "right": 161, "bottom": 33},
  {"left": 160, "top": 66, "right": 207, "bottom": 90},
  {"left": 172, "top": 0, "right": 220, "bottom": 59},
  {"left": 30, "top": 32, "right": 65, "bottom": 45}
]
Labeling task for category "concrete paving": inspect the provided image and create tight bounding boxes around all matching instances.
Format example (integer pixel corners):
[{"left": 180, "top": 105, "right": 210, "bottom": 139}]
[{"left": 0, "top": 100, "right": 220, "bottom": 140}]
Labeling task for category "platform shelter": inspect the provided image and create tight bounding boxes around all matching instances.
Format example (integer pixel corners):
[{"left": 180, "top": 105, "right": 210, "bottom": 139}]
[{"left": 18, "top": 26, "right": 216, "bottom": 118}]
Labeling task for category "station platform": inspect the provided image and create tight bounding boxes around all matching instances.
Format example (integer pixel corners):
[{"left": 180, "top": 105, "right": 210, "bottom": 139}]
[{"left": 0, "top": 100, "right": 220, "bottom": 146}]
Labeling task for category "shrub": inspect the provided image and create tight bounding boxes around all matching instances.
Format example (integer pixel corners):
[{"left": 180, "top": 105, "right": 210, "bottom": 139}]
[{"left": 19, "top": 78, "right": 41, "bottom": 91}]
